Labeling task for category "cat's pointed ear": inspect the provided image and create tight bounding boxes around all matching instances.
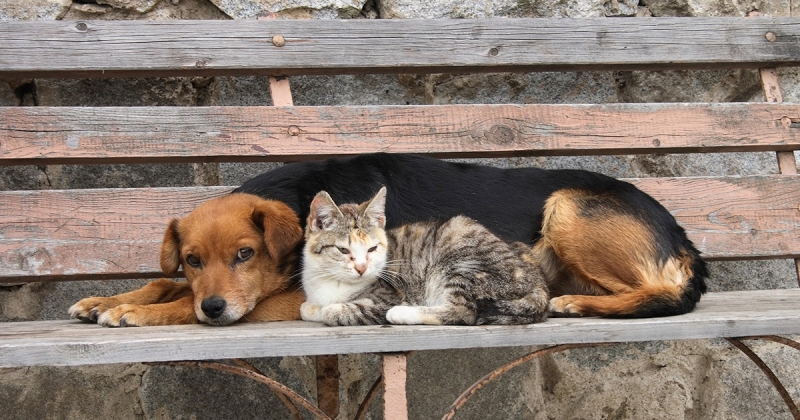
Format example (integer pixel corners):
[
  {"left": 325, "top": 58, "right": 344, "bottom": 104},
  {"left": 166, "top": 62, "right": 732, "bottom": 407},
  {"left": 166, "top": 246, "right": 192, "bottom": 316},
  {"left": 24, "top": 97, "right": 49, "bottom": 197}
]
[
  {"left": 364, "top": 187, "right": 387, "bottom": 228},
  {"left": 308, "top": 191, "right": 341, "bottom": 233}
]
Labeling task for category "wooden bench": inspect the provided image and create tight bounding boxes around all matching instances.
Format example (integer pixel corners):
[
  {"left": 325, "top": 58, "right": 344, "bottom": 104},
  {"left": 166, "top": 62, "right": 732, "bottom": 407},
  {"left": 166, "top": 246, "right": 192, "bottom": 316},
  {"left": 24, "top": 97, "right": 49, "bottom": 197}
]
[{"left": 1, "top": 17, "right": 799, "bottom": 419}]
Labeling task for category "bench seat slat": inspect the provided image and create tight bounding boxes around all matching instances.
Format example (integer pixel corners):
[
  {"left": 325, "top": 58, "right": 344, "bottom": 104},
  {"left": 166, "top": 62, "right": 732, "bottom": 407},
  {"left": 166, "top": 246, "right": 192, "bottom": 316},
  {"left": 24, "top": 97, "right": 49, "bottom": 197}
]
[
  {"left": 1, "top": 103, "right": 799, "bottom": 165},
  {"left": 0, "top": 289, "right": 797, "bottom": 367},
  {"left": 2, "top": 18, "right": 800, "bottom": 79},
  {"left": 1, "top": 176, "right": 798, "bottom": 281}
]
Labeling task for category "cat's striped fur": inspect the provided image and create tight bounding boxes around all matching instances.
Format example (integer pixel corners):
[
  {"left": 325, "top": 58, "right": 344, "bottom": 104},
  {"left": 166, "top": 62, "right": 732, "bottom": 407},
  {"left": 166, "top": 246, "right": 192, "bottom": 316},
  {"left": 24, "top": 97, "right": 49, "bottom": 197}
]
[{"left": 300, "top": 187, "right": 549, "bottom": 326}]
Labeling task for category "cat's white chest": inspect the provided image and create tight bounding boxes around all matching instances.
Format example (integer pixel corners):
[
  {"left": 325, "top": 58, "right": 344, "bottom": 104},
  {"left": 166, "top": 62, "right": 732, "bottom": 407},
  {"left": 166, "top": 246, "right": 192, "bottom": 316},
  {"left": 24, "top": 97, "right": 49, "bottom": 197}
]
[
  {"left": 304, "top": 277, "right": 365, "bottom": 306},
  {"left": 302, "top": 260, "right": 369, "bottom": 306}
]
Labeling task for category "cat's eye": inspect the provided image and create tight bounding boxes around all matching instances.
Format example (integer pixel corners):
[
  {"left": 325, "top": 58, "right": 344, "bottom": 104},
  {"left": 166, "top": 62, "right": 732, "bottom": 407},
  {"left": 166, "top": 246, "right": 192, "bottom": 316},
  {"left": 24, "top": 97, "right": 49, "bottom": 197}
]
[
  {"left": 337, "top": 247, "right": 350, "bottom": 255},
  {"left": 367, "top": 245, "right": 378, "bottom": 253},
  {"left": 185, "top": 254, "right": 201, "bottom": 268},
  {"left": 237, "top": 247, "right": 254, "bottom": 262}
]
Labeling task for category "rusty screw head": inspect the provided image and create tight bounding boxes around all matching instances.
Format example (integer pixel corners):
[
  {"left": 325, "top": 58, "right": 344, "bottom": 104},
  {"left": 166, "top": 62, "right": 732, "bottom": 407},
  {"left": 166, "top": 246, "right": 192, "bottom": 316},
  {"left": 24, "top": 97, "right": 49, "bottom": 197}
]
[
  {"left": 781, "top": 116, "right": 792, "bottom": 127},
  {"left": 765, "top": 32, "right": 777, "bottom": 42},
  {"left": 288, "top": 125, "right": 300, "bottom": 136},
  {"left": 272, "top": 35, "right": 286, "bottom": 47}
]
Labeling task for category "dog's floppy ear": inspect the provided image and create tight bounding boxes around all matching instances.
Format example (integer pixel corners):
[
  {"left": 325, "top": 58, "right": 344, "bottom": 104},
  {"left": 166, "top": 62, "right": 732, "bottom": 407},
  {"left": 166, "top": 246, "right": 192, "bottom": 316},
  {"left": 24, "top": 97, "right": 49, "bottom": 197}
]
[
  {"left": 160, "top": 218, "right": 182, "bottom": 274},
  {"left": 253, "top": 200, "right": 303, "bottom": 260}
]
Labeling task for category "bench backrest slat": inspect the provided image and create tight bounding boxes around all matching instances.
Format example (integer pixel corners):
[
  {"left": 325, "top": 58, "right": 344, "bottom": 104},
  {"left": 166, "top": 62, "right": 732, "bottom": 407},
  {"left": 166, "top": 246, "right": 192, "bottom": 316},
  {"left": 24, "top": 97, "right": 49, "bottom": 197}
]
[
  {"left": 1, "top": 103, "right": 798, "bottom": 165},
  {"left": 2, "top": 18, "right": 800, "bottom": 79}
]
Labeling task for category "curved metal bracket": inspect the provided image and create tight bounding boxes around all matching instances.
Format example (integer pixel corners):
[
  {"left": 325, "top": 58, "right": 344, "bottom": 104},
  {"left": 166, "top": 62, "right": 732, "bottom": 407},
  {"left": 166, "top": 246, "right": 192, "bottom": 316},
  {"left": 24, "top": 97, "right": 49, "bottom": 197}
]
[
  {"left": 150, "top": 360, "right": 331, "bottom": 420},
  {"left": 442, "top": 342, "right": 613, "bottom": 420},
  {"left": 727, "top": 336, "right": 800, "bottom": 420},
  {"left": 441, "top": 336, "right": 800, "bottom": 420}
]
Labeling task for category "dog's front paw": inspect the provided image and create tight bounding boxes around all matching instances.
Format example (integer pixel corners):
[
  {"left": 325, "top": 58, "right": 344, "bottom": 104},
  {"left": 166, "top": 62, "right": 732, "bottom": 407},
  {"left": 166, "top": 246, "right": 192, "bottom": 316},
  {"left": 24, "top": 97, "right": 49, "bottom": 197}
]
[
  {"left": 300, "top": 302, "right": 324, "bottom": 322},
  {"left": 68, "top": 297, "right": 116, "bottom": 323},
  {"left": 548, "top": 296, "right": 584, "bottom": 318},
  {"left": 97, "top": 304, "right": 145, "bottom": 327}
]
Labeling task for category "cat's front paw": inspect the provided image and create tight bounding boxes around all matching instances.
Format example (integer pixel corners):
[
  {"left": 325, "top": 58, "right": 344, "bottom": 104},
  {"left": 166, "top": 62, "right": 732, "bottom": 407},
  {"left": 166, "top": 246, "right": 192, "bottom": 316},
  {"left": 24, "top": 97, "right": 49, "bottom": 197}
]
[
  {"left": 386, "top": 305, "right": 424, "bottom": 325},
  {"left": 300, "top": 302, "right": 324, "bottom": 322},
  {"left": 320, "top": 303, "right": 351, "bottom": 326}
]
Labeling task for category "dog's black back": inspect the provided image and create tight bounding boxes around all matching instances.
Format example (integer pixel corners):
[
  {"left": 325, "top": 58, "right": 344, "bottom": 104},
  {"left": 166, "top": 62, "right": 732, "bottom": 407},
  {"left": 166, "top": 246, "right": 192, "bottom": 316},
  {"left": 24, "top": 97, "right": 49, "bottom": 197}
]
[{"left": 236, "top": 153, "right": 647, "bottom": 244}]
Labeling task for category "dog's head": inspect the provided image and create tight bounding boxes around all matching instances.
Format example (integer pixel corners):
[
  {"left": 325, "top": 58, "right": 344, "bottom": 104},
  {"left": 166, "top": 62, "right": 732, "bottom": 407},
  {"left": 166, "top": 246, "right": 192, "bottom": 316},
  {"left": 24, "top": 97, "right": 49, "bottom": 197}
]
[{"left": 160, "top": 193, "right": 303, "bottom": 325}]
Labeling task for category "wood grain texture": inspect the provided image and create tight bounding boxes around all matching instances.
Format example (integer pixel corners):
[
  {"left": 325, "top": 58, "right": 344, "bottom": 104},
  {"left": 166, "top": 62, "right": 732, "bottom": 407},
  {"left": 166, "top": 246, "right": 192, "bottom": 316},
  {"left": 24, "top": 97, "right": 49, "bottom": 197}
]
[
  {"left": 0, "top": 176, "right": 798, "bottom": 281},
  {"left": 0, "top": 187, "right": 231, "bottom": 281},
  {"left": 629, "top": 176, "right": 800, "bottom": 260},
  {"left": 2, "top": 103, "right": 800, "bottom": 165},
  {"left": 2, "top": 18, "right": 800, "bottom": 79},
  {"left": 0, "top": 289, "right": 797, "bottom": 367}
]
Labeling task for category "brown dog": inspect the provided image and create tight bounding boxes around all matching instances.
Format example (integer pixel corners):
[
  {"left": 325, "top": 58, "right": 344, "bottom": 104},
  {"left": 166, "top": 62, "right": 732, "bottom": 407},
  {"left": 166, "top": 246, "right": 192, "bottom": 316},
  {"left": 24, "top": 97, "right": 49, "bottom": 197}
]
[{"left": 69, "top": 193, "right": 306, "bottom": 326}]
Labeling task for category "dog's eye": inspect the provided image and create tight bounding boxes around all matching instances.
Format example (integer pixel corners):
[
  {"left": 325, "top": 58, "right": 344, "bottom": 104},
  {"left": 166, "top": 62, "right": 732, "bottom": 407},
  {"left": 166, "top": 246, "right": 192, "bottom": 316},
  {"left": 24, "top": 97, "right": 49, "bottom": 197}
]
[
  {"left": 368, "top": 245, "right": 378, "bottom": 253},
  {"left": 185, "top": 255, "right": 201, "bottom": 268},
  {"left": 237, "top": 247, "right": 254, "bottom": 262},
  {"left": 337, "top": 247, "right": 350, "bottom": 255}
]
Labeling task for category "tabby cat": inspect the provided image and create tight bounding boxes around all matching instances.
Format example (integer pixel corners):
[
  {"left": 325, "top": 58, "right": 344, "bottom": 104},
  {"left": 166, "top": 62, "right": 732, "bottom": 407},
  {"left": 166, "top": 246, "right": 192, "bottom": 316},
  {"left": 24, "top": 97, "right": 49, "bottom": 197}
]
[{"left": 300, "top": 187, "right": 549, "bottom": 326}]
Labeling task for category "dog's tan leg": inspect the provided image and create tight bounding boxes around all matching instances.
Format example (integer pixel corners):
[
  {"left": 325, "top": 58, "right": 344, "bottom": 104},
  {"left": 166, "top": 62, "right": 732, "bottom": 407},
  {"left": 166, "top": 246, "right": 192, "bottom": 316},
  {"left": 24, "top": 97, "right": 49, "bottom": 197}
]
[
  {"left": 97, "top": 295, "right": 198, "bottom": 327},
  {"left": 243, "top": 289, "right": 306, "bottom": 322},
  {"left": 549, "top": 283, "right": 683, "bottom": 317},
  {"left": 69, "top": 278, "right": 192, "bottom": 322},
  {"left": 540, "top": 189, "right": 694, "bottom": 317}
]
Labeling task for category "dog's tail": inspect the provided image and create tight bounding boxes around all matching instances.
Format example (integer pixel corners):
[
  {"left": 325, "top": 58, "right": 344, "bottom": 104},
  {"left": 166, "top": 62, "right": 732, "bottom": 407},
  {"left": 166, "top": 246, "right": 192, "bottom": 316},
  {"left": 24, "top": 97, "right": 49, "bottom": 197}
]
[{"left": 621, "top": 245, "right": 708, "bottom": 318}]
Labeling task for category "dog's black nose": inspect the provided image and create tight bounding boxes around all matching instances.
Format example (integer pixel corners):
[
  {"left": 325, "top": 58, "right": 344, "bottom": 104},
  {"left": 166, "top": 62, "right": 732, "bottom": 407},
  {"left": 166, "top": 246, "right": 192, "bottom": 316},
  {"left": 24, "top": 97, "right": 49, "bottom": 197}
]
[{"left": 201, "top": 296, "right": 227, "bottom": 319}]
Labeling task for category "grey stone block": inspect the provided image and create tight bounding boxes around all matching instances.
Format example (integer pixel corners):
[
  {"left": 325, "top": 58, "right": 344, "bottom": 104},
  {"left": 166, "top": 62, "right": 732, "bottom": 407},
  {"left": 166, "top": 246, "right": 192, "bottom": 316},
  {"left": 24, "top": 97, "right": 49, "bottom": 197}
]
[{"left": 0, "top": 364, "right": 147, "bottom": 420}]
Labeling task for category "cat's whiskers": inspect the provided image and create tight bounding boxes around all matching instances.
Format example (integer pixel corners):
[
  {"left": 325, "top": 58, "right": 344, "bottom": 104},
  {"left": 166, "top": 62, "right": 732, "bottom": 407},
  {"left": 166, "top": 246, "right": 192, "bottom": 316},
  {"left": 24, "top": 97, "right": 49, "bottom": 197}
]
[{"left": 378, "top": 269, "right": 409, "bottom": 291}]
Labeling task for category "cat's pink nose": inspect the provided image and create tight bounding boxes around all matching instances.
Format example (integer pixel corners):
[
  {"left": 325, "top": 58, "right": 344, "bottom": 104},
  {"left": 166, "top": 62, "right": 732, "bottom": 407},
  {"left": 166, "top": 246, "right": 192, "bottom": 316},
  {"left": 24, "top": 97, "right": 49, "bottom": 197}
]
[{"left": 355, "top": 264, "right": 367, "bottom": 275}]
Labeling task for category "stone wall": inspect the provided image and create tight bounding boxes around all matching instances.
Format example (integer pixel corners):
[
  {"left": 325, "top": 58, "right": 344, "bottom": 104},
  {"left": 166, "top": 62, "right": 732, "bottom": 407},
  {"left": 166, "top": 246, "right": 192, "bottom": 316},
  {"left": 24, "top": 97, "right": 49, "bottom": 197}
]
[{"left": 1, "top": 0, "right": 799, "bottom": 418}]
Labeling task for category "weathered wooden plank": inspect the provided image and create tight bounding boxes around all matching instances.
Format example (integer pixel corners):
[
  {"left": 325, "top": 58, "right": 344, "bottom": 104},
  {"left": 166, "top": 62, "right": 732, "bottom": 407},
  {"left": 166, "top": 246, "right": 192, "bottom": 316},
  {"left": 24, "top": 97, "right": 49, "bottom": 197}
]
[
  {"left": 2, "top": 18, "right": 800, "bottom": 79},
  {"left": 0, "top": 176, "right": 798, "bottom": 281},
  {"left": 0, "top": 289, "right": 797, "bottom": 367},
  {"left": 2, "top": 103, "right": 800, "bottom": 165},
  {"left": 630, "top": 176, "right": 800, "bottom": 259},
  {"left": 0, "top": 187, "right": 231, "bottom": 281}
]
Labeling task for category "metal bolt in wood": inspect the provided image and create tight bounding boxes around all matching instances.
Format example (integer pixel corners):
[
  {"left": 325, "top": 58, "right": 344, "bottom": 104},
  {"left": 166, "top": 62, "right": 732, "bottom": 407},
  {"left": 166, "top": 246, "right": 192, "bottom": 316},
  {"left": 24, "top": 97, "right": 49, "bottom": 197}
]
[{"left": 273, "top": 35, "right": 286, "bottom": 47}]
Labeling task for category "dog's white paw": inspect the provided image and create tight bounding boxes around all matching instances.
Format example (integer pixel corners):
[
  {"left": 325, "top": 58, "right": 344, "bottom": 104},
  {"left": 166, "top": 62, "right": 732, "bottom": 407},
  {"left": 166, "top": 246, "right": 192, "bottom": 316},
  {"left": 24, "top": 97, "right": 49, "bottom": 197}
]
[
  {"left": 300, "top": 302, "right": 324, "bottom": 322},
  {"left": 68, "top": 297, "right": 113, "bottom": 322},
  {"left": 548, "top": 296, "right": 583, "bottom": 318},
  {"left": 96, "top": 304, "right": 142, "bottom": 327},
  {"left": 386, "top": 305, "right": 424, "bottom": 325}
]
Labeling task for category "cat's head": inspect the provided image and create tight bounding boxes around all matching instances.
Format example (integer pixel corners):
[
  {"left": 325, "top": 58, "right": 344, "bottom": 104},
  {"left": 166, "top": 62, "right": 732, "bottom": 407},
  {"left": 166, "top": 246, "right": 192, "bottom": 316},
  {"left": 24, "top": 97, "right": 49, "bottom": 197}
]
[{"left": 303, "top": 187, "right": 388, "bottom": 284}]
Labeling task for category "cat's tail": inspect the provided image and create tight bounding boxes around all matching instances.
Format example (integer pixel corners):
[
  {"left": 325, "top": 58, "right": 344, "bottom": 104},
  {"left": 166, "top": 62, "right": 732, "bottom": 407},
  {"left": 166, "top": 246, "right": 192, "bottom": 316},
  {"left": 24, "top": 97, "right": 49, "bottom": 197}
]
[{"left": 475, "top": 289, "right": 550, "bottom": 325}]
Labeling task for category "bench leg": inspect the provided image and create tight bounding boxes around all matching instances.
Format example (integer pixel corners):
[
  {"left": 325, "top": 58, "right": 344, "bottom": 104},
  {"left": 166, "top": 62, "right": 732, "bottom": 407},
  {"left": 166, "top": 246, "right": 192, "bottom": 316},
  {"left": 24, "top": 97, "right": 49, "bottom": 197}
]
[
  {"left": 383, "top": 352, "right": 409, "bottom": 420},
  {"left": 315, "top": 355, "right": 340, "bottom": 418}
]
